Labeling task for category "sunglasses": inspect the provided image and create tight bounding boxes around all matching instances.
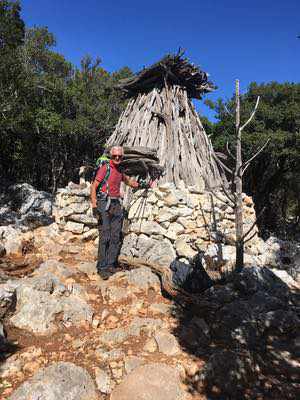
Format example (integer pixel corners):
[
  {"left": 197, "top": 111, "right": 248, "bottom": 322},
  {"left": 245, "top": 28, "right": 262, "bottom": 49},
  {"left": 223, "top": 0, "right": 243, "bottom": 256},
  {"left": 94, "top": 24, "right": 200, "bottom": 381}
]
[{"left": 111, "top": 155, "right": 123, "bottom": 160}]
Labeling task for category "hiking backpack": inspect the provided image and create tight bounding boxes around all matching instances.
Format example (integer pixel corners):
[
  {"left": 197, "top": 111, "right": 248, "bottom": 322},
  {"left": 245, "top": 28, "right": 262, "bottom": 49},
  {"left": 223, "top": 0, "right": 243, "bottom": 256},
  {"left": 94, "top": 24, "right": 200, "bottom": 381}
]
[{"left": 91, "top": 155, "right": 111, "bottom": 193}]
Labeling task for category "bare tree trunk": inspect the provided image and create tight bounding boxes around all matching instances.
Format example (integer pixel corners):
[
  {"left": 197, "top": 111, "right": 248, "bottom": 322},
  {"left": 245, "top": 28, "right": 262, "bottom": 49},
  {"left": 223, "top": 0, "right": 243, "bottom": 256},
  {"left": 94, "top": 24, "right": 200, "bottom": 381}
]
[
  {"left": 235, "top": 79, "right": 244, "bottom": 272},
  {"left": 210, "top": 80, "right": 266, "bottom": 274}
]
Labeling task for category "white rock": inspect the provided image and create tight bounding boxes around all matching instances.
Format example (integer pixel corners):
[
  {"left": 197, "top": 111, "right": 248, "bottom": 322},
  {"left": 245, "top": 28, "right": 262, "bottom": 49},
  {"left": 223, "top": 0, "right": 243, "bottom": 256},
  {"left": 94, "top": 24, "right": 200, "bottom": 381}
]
[
  {"left": 158, "top": 182, "right": 176, "bottom": 192},
  {"left": 95, "top": 367, "right": 113, "bottom": 394},
  {"left": 82, "top": 229, "right": 98, "bottom": 241},
  {"left": 271, "top": 269, "right": 300, "bottom": 289},
  {"left": 130, "top": 220, "right": 166, "bottom": 236},
  {"left": 164, "top": 222, "right": 183, "bottom": 241},
  {"left": 154, "top": 331, "right": 180, "bottom": 356},
  {"left": 128, "top": 197, "right": 152, "bottom": 220},
  {"left": 155, "top": 208, "right": 178, "bottom": 223},
  {"left": 175, "top": 238, "right": 197, "bottom": 259},
  {"left": 64, "top": 221, "right": 84, "bottom": 234}
]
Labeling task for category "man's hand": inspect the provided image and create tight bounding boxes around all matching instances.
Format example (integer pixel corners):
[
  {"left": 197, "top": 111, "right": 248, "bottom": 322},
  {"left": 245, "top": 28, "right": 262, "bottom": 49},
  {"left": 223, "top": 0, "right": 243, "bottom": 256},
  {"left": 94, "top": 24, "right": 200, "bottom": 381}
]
[
  {"left": 92, "top": 207, "right": 99, "bottom": 218},
  {"left": 139, "top": 180, "right": 150, "bottom": 189}
]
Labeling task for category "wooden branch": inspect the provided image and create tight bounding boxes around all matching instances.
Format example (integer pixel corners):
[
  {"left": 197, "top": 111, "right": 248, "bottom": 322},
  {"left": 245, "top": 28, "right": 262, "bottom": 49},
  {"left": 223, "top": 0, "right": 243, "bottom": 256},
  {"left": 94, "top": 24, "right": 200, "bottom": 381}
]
[
  {"left": 241, "top": 162, "right": 250, "bottom": 177},
  {"left": 244, "top": 230, "right": 257, "bottom": 244},
  {"left": 242, "top": 139, "right": 270, "bottom": 168},
  {"left": 220, "top": 183, "right": 236, "bottom": 205},
  {"left": 213, "top": 153, "right": 233, "bottom": 174},
  {"left": 224, "top": 104, "right": 234, "bottom": 116},
  {"left": 117, "top": 255, "right": 221, "bottom": 311},
  {"left": 240, "top": 96, "right": 260, "bottom": 132},
  {"left": 226, "top": 141, "right": 236, "bottom": 161}
]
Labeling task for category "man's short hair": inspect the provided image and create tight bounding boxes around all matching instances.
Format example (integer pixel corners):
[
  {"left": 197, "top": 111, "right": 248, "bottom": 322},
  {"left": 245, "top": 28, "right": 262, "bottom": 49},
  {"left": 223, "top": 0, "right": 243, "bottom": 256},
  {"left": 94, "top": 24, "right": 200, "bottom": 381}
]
[{"left": 110, "top": 146, "right": 124, "bottom": 155}]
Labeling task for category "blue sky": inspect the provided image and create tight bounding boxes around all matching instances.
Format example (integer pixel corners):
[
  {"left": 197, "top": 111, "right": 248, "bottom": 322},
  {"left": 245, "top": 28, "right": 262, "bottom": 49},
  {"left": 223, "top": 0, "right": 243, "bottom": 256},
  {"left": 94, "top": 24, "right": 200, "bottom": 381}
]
[{"left": 21, "top": 0, "right": 300, "bottom": 120}]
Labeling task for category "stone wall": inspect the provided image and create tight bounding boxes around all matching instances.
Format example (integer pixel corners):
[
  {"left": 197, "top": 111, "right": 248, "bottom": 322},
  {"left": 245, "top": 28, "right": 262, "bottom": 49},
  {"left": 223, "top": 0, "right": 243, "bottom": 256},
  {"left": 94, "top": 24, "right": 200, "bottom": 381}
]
[
  {"left": 54, "top": 182, "right": 98, "bottom": 242},
  {"left": 121, "top": 180, "right": 265, "bottom": 273},
  {"left": 54, "top": 179, "right": 265, "bottom": 273}
]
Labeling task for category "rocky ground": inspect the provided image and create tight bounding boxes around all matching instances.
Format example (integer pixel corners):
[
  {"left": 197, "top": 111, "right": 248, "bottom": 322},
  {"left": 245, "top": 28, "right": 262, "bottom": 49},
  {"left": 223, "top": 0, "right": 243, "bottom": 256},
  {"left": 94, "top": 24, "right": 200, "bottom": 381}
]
[
  {"left": 0, "top": 183, "right": 299, "bottom": 399},
  {"left": 0, "top": 225, "right": 299, "bottom": 400}
]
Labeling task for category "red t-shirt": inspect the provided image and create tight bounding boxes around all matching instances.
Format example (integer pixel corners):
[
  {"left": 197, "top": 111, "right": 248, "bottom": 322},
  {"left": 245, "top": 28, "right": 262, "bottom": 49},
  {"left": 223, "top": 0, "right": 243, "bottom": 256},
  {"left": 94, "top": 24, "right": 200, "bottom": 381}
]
[{"left": 95, "top": 160, "right": 124, "bottom": 197}]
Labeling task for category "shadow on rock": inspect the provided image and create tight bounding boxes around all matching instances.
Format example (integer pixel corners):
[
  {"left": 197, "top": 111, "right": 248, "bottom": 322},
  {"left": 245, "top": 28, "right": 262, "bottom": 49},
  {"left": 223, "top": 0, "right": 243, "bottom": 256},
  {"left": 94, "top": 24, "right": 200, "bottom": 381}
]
[{"left": 171, "top": 265, "right": 300, "bottom": 399}]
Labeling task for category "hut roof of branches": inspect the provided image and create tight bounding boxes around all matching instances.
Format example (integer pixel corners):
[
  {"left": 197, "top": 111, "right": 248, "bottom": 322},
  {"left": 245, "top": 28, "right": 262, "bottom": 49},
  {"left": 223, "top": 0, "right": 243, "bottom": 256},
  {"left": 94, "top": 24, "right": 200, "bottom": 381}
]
[{"left": 118, "top": 53, "right": 215, "bottom": 100}]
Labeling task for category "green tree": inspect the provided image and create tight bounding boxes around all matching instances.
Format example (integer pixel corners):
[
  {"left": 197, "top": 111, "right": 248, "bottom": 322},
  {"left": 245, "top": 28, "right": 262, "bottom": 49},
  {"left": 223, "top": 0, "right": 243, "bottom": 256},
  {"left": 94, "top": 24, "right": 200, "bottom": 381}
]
[
  {"left": 0, "top": 0, "right": 25, "bottom": 183},
  {"left": 207, "top": 82, "right": 300, "bottom": 238},
  {"left": 0, "top": 3, "right": 132, "bottom": 193}
]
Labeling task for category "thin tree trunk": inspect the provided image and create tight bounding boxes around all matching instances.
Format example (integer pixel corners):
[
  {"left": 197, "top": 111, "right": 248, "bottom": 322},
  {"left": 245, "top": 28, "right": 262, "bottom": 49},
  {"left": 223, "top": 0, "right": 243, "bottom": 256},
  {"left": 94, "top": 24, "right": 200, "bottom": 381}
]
[{"left": 235, "top": 79, "right": 244, "bottom": 272}]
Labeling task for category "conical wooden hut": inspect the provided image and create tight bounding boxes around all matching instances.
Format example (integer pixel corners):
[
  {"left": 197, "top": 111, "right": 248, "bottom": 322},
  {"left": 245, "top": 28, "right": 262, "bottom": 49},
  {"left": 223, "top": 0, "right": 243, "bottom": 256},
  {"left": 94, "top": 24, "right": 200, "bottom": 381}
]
[{"left": 107, "top": 53, "right": 222, "bottom": 188}]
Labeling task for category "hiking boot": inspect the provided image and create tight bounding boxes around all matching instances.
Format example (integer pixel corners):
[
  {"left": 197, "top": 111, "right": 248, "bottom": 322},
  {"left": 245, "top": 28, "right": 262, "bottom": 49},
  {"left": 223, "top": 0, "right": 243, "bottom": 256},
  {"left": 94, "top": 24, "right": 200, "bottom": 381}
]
[{"left": 97, "top": 266, "right": 115, "bottom": 280}]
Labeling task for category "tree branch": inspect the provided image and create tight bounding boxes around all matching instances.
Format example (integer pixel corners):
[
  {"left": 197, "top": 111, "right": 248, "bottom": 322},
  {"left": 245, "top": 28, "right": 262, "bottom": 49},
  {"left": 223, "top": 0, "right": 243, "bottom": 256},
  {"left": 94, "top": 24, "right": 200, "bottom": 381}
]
[
  {"left": 242, "top": 139, "right": 270, "bottom": 168},
  {"left": 240, "top": 96, "right": 260, "bottom": 132},
  {"left": 226, "top": 141, "right": 236, "bottom": 161},
  {"left": 244, "top": 230, "right": 257, "bottom": 244},
  {"left": 213, "top": 153, "right": 233, "bottom": 174}
]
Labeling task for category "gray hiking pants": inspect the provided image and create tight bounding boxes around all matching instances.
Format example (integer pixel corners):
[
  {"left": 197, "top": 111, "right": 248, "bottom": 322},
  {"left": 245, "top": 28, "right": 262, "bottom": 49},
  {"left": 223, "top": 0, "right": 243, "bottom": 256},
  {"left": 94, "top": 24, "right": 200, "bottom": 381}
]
[{"left": 97, "top": 196, "right": 123, "bottom": 269}]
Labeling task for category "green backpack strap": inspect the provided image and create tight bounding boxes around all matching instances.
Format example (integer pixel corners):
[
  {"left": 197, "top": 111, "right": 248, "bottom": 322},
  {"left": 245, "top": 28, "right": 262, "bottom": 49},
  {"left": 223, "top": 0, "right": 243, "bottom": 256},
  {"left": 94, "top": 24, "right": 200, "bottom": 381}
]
[{"left": 96, "top": 161, "right": 111, "bottom": 194}]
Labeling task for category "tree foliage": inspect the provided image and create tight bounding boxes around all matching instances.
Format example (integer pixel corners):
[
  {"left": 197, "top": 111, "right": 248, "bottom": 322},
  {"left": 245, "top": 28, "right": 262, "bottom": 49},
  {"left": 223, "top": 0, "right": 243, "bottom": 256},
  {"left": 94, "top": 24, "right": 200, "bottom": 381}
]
[
  {"left": 205, "top": 82, "right": 300, "bottom": 238},
  {"left": 0, "top": 1, "right": 132, "bottom": 192}
]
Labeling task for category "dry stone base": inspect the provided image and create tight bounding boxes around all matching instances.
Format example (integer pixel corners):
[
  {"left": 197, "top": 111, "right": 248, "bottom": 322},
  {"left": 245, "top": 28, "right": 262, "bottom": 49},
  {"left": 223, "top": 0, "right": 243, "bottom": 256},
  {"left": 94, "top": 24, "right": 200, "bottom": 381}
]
[{"left": 121, "top": 181, "right": 261, "bottom": 273}]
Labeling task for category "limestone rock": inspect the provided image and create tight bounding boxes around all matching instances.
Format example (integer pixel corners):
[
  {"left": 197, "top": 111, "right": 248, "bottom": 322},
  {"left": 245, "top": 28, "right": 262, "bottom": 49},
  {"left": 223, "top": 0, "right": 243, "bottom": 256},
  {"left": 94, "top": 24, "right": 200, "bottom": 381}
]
[
  {"left": 102, "top": 285, "right": 135, "bottom": 303},
  {"left": 134, "top": 235, "right": 176, "bottom": 266},
  {"left": 95, "top": 347, "right": 125, "bottom": 362},
  {"left": 120, "top": 233, "right": 138, "bottom": 257},
  {"left": 154, "top": 331, "right": 180, "bottom": 356},
  {"left": 0, "top": 183, "right": 53, "bottom": 230},
  {"left": 263, "top": 236, "right": 283, "bottom": 267},
  {"left": 64, "top": 221, "right": 85, "bottom": 234},
  {"left": 95, "top": 367, "right": 113, "bottom": 394},
  {"left": 100, "top": 328, "right": 129, "bottom": 346},
  {"left": 10, "top": 273, "right": 93, "bottom": 334},
  {"left": 164, "top": 222, "right": 183, "bottom": 241},
  {"left": 76, "top": 261, "right": 97, "bottom": 276},
  {"left": 0, "top": 282, "right": 18, "bottom": 318},
  {"left": 8, "top": 362, "right": 99, "bottom": 400},
  {"left": 33, "top": 259, "right": 74, "bottom": 280},
  {"left": 175, "top": 238, "right": 197, "bottom": 259},
  {"left": 143, "top": 338, "right": 157, "bottom": 352},
  {"left": 110, "top": 363, "right": 185, "bottom": 400},
  {"left": 68, "top": 201, "right": 90, "bottom": 214},
  {"left": 124, "top": 356, "right": 145, "bottom": 374},
  {"left": 67, "top": 214, "right": 97, "bottom": 227},
  {"left": 149, "top": 302, "right": 173, "bottom": 315},
  {"left": 271, "top": 269, "right": 300, "bottom": 289},
  {"left": 187, "top": 178, "right": 205, "bottom": 194},
  {"left": 130, "top": 220, "right": 165, "bottom": 236},
  {"left": 155, "top": 208, "right": 178, "bottom": 223},
  {"left": 128, "top": 197, "right": 151, "bottom": 219},
  {"left": 0, "top": 226, "right": 23, "bottom": 255},
  {"left": 127, "top": 317, "right": 166, "bottom": 336},
  {"left": 0, "top": 243, "right": 6, "bottom": 258},
  {"left": 82, "top": 228, "right": 98, "bottom": 241},
  {"left": 158, "top": 182, "right": 176, "bottom": 193},
  {"left": 119, "top": 267, "right": 161, "bottom": 292}
]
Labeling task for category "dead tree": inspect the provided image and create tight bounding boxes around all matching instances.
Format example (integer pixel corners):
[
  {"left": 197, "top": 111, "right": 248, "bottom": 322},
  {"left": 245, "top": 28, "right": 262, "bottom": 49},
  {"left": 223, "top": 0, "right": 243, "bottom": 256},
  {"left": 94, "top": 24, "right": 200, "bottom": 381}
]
[{"left": 212, "top": 79, "right": 269, "bottom": 272}]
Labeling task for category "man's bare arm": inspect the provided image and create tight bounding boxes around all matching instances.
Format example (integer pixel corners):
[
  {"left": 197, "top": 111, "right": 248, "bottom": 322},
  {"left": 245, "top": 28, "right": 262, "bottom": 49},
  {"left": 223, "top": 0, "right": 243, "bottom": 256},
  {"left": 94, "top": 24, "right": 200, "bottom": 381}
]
[
  {"left": 123, "top": 175, "right": 139, "bottom": 188},
  {"left": 90, "top": 180, "right": 100, "bottom": 208}
]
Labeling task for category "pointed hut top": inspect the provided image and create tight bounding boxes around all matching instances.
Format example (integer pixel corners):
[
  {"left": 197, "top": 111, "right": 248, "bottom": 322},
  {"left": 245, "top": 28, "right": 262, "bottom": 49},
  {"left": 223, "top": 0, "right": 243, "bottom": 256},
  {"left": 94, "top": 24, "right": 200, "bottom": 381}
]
[{"left": 118, "top": 52, "right": 215, "bottom": 99}]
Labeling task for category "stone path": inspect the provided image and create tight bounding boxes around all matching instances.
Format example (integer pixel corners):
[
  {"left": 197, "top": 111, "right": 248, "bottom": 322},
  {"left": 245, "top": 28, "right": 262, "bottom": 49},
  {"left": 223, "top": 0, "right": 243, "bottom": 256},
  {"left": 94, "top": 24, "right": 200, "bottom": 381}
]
[{"left": 0, "top": 236, "right": 299, "bottom": 400}]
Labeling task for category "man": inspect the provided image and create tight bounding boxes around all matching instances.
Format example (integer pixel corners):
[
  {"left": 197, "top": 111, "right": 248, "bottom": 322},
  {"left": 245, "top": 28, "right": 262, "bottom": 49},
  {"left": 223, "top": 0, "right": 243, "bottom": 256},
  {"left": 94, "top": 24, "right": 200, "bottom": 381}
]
[{"left": 90, "top": 146, "right": 139, "bottom": 279}]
